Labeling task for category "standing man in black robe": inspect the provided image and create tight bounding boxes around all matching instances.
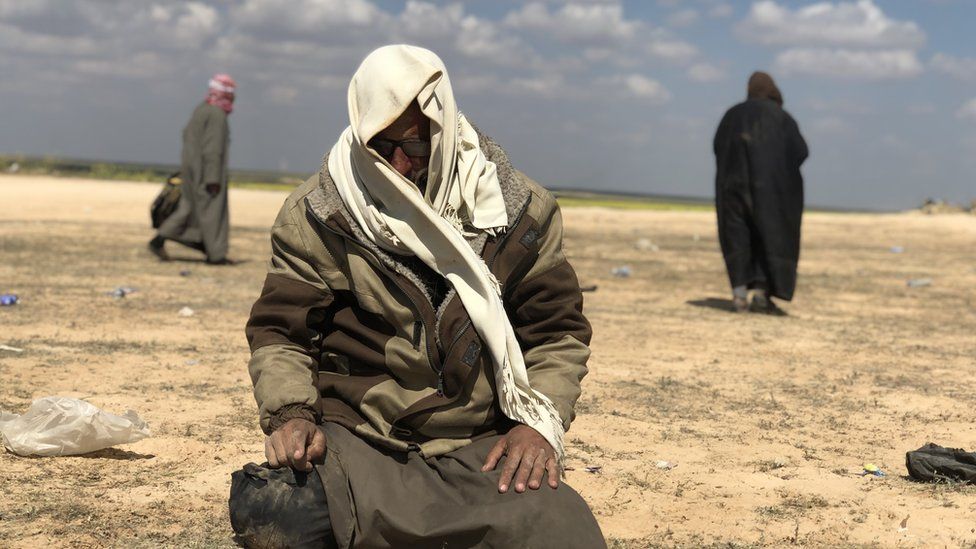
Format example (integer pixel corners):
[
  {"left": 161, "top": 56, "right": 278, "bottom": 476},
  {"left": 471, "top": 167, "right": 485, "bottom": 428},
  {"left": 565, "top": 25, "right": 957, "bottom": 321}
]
[{"left": 713, "top": 71, "right": 808, "bottom": 314}]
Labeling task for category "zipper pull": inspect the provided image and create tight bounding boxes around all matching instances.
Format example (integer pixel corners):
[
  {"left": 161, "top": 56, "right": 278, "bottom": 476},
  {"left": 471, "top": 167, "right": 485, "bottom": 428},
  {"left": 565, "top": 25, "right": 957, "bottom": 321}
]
[{"left": 436, "top": 372, "right": 445, "bottom": 397}]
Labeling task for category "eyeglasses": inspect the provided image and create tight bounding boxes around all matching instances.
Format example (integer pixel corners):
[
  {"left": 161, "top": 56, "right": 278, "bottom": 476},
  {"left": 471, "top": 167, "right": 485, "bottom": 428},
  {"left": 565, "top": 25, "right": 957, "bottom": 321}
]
[{"left": 369, "top": 138, "right": 431, "bottom": 158}]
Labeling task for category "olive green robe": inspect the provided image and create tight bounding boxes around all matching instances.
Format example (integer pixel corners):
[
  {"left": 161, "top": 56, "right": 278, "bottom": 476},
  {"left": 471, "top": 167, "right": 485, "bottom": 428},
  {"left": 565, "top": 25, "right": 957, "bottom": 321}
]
[{"left": 157, "top": 101, "right": 230, "bottom": 262}]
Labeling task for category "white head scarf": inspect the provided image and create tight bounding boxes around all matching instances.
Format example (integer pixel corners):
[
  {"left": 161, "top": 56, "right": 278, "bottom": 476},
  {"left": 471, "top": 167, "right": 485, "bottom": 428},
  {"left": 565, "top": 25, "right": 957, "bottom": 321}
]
[{"left": 328, "top": 45, "right": 567, "bottom": 462}]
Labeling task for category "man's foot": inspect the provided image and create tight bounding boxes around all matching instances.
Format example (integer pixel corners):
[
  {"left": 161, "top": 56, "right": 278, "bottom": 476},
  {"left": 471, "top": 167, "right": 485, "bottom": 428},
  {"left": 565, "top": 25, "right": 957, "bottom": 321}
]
[
  {"left": 148, "top": 237, "right": 169, "bottom": 261},
  {"left": 750, "top": 293, "right": 787, "bottom": 316},
  {"left": 732, "top": 296, "right": 749, "bottom": 313}
]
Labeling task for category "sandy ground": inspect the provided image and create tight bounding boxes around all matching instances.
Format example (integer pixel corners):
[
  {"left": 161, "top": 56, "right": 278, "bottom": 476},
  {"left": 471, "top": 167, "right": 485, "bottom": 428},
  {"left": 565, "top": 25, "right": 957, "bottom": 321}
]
[{"left": 1, "top": 174, "right": 975, "bottom": 548}]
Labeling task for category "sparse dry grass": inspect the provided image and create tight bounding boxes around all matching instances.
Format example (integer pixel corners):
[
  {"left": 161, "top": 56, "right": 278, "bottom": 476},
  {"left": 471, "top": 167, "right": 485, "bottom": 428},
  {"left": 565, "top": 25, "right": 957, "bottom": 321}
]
[{"left": 1, "top": 176, "right": 975, "bottom": 547}]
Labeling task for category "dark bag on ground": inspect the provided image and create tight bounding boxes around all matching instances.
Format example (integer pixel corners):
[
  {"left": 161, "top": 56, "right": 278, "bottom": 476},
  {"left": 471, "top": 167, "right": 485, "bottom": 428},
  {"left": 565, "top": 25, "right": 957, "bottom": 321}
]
[
  {"left": 905, "top": 442, "right": 976, "bottom": 483},
  {"left": 150, "top": 172, "right": 183, "bottom": 228}
]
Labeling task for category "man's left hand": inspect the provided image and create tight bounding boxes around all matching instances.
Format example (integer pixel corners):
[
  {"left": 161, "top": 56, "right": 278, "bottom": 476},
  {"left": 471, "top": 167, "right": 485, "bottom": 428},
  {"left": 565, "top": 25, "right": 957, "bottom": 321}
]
[{"left": 481, "top": 424, "right": 559, "bottom": 493}]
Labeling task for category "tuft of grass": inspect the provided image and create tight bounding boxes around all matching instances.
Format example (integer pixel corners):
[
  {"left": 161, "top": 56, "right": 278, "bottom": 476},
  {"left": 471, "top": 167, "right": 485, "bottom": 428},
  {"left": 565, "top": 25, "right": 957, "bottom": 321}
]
[
  {"left": 756, "top": 490, "right": 830, "bottom": 521},
  {"left": 753, "top": 459, "right": 790, "bottom": 473}
]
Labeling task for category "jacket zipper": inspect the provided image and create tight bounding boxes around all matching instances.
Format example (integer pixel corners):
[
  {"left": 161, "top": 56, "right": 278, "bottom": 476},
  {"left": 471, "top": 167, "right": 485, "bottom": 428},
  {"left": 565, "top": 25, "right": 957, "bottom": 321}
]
[
  {"left": 307, "top": 205, "right": 442, "bottom": 385},
  {"left": 307, "top": 195, "right": 532, "bottom": 400}
]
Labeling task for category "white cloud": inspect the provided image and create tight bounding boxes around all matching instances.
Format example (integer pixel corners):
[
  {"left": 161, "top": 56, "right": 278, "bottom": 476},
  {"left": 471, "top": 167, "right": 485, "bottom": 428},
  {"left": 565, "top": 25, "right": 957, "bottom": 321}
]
[
  {"left": 906, "top": 103, "right": 936, "bottom": 115},
  {"left": 646, "top": 37, "right": 698, "bottom": 64},
  {"left": 930, "top": 53, "right": 976, "bottom": 82},
  {"left": 508, "top": 73, "right": 567, "bottom": 98},
  {"left": 504, "top": 2, "right": 638, "bottom": 43},
  {"left": 956, "top": 98, "right": 976, "bottom": 121},
  {"left": 708, "top": 4, "right": 734, "bottom": 18},
  {"left": 811, "top": 116, "right": 852, "bottom": 134},
  {"left": 774, "top": 48, "right": 923, "bottom": 80},
  {"left": 667, "top": 8, "right": 699, "bottom": 27},
  {"left": 234, "top": 0, "right": 383, "bottom": 36},
  {"left": 737, "top": 0, "right": 925, "bottom": 49},
  {"left": 687, "top": 62, "right": 726, "bottom": 82},
  {"left": 805, "top": 97, "right": 874, "bottom": 115},
  {"left": 614, "top": 74, "right": 673, "bottom": 103},
  {"left": 170, "top": 3, "right": 219, "bottom": 48},
  {"left": 266, "top": 85, "right": 300, "bottom": 106}
]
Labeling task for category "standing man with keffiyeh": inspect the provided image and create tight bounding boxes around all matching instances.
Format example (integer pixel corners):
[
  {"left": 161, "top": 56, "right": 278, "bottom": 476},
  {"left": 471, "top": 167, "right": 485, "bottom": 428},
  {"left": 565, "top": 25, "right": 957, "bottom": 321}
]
[
  {"left": 150, "top": 73, "right": 236, "bottom": 265},
  {"left": 228, "top": 45, "right": 604, "bottom": 548}
]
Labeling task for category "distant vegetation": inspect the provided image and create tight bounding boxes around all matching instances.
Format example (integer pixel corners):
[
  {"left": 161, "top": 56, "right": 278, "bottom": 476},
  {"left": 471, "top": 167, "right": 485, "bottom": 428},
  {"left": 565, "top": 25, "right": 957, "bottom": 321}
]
[
  {"left": 0, "top": 154, "right": 306, "bottom": 190},
  {"left": 551, "top": 190, "right": 713, "bottom": 211},
  {"left": 0, "top": 154, "right": 715, "bottom": 210}
]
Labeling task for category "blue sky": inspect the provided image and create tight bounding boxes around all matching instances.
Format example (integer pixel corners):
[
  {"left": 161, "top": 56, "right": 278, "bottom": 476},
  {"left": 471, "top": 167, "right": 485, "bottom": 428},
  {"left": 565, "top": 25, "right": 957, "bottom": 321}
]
[{"left": 1, "top": 0, "right": 974, "bottom": 209}]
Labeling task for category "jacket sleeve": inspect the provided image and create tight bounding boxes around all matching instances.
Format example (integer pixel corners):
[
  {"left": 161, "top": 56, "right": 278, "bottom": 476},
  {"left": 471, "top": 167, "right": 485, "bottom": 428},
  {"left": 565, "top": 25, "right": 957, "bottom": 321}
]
[
  {"left": 245, "top": 203, "right": 334, "bottom": 434},
  {"left": 201, "top": 109, "right": 228, "bottom": 184},
  {"left": 506, "top": 195, "right": 592, "bottom": 431}
]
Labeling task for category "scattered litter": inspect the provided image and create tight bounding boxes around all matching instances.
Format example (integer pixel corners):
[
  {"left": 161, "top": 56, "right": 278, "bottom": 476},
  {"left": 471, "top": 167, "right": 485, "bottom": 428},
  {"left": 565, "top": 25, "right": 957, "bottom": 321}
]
[
  {"left": 178, "top": 306, "right": 195, "bottom": 317},
  {"left": 184, "top": 359, "right": 200, "bottom": 366},
  {"left": 0, "top": 294, "right": 18, "bottom": 306},
  {"left": 611, "top": 266, "right": 632, "bottom": 278},
  {"left": 108, "top": 286, "right": 138, "bottom": 298},
  {"left": 898, "top": 515, "right": 909, "bottom": 533},
  {"left": 0, "top": 397, "right": 150, "bottom": 457},
  {"left": 634, "top": 238, "right": 659, "bottom": 252},
  {"left": 906, "top": 278, "right": 932, "bottom": 288},
  {"left": 861, "top": 463, "right": 885, "bottom": 477},
  {"left": 580, "top": 285, "right": 598, "bottom": 293},
  {"left": 890, "top": 246, "right": 905, "bottom": 254},
  {"left": 7, "top": 162, "right": 20, "bottom": 174},
  {"left": 179, "top": 269, "right": 192, "bottom": 277},
  {"left": 655, "top": 460, "right": 677, "bottom": 471},
  {"left": 585, "top": 465, "right": 602, "bottom": 474},
  {"left": 0, "top": 344, "right": 24, "bottom": 353}
]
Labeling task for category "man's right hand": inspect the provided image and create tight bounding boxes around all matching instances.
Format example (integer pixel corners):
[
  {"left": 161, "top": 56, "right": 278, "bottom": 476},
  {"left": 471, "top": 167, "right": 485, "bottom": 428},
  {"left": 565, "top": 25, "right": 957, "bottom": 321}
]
[{"left": 264, "top": 418, "right": 326, "bottom": 472}]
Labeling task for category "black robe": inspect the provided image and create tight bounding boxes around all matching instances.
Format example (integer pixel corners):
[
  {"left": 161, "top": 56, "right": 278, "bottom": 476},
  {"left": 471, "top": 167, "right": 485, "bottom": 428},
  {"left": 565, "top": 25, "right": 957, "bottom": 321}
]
[{"left": 713, "top": 98, "right": 808, "bottom": 301}]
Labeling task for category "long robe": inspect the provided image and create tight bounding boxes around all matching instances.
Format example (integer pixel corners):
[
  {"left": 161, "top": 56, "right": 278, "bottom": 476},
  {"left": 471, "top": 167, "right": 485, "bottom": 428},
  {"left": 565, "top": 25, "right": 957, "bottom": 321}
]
[
  {"left": 317, "top": 422, "right": 606, "bottom": 548},
  {"left": 157, "top": 101, "right": 230, "bottom": 262},
  {"left": 713, "top": 98, "right": 808, "bottom": 301}
]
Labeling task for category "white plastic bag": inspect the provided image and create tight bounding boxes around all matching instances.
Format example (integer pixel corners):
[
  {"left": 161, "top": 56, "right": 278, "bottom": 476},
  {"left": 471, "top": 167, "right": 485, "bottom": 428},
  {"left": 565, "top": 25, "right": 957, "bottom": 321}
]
[{"left": 0, "top": 397, "right": 151, "bottom": 457}]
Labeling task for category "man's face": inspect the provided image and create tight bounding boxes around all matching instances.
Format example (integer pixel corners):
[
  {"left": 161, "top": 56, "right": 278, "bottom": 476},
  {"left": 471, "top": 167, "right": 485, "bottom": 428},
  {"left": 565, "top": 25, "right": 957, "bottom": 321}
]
[{"left": 369, "top": 102, "right": 430, "bottom": 181}]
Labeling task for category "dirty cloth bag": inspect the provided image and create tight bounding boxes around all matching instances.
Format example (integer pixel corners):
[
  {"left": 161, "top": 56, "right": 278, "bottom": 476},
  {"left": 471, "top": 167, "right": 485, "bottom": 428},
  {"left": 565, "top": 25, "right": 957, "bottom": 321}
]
[
  {"left": 906, "top": 442, "right": 976, "bottom": 483},
  {"left": 150, "top": 172, "right": 183, "bottom": 229},
  {"left": 0, "top": 397, "right": 150, "bottom": 457}
]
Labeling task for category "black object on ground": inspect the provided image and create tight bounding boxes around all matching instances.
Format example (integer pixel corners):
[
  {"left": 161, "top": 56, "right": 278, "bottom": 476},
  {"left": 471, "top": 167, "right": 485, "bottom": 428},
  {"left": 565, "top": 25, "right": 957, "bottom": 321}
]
[{"left": 906, "top": 442, "right": 976, "bottom": 483}]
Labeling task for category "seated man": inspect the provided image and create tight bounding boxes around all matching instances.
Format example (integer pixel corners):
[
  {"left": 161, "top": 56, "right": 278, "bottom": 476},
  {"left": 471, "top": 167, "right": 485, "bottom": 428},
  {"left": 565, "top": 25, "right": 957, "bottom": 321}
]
[{"left": 229, "top": 45, "right": 605, "bottom": 549}]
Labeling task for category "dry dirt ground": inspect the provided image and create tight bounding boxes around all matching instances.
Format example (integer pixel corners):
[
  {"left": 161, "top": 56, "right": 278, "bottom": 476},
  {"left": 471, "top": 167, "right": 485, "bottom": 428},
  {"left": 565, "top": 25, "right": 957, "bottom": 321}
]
[{"left": 1, "top": 175, "right": 975, "bottom": 548}]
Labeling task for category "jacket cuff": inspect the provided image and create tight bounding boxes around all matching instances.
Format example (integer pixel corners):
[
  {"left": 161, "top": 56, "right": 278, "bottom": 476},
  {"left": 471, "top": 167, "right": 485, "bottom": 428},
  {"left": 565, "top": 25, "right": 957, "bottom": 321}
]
[{"left": 266, "top": 404, "right": 318, "bottom": 434}]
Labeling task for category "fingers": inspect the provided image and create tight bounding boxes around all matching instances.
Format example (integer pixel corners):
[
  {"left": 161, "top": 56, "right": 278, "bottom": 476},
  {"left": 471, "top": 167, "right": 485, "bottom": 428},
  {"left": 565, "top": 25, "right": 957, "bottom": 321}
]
[
  {"left": 269, "top": 432, "right": 288, "bottom": 469},
  {"left": 482, "top": 438, "right": 507, "bottom": 472},
  {"left": 264, "top": 436, "right": 280, "bottom": 468},
  {"left": 498, "top": 445, "right": 523, "bottom": 493},
  {"left": 513, "top": 448, "right": 541, "bottom": 493},
  {"left": 289, "top": 427, "right": 309, "bottom": 471},
  {"left": 545, "top": 456, "right": 560, "bottom": 489},
  {"left": 307, "top": 427, "right": 327, "bottom": 463},
  {"left": 527, "top": 448, "right": 548, "bottom": 490}
]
